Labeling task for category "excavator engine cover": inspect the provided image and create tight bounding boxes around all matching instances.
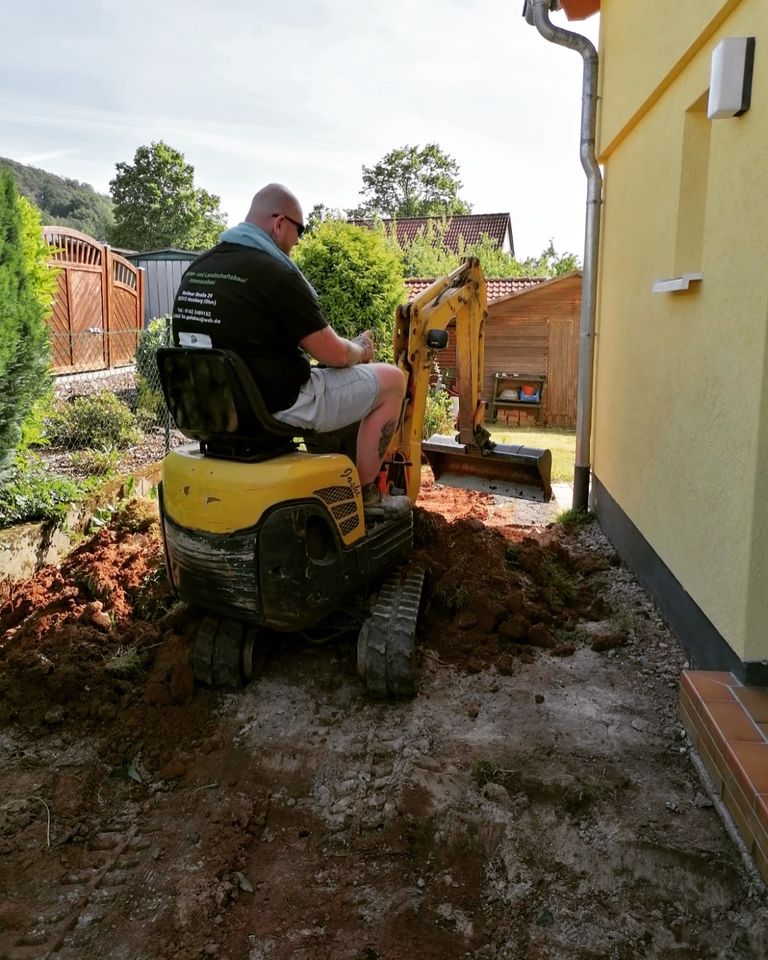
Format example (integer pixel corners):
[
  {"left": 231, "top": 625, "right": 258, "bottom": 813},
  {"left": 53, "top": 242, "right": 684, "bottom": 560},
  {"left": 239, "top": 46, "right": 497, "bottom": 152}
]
[{"left": 422, "top": 434, "right": 552, "bottom": 502}]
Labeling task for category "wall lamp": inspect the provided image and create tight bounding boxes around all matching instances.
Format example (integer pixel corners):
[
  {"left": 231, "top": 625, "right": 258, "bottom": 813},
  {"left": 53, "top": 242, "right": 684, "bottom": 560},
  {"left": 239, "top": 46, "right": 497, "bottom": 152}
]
[{"left": 708, "top": 37, "right": 756, "bottom": 119}]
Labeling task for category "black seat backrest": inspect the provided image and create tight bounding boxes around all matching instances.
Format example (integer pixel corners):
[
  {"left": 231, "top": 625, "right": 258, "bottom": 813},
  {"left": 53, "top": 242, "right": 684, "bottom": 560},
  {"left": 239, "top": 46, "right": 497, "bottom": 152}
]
[{"left": 156, "top": 346, "right": 313, "bottom": 461}]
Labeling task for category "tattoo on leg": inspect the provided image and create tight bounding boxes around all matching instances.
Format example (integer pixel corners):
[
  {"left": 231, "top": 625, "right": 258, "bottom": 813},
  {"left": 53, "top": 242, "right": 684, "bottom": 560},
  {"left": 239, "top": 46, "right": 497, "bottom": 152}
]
[{"left": 378, "top": 420, "right": 396, "bottom": 458}]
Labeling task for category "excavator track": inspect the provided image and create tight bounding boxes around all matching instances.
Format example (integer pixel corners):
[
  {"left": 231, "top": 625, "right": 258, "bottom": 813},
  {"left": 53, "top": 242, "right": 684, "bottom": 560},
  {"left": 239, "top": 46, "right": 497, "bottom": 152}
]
[
  {"left": 193, "top": 616, "right": 263, "bottom": 689},
  {"left": 357, "top": 565, "right": 425, "bottom": 700}
]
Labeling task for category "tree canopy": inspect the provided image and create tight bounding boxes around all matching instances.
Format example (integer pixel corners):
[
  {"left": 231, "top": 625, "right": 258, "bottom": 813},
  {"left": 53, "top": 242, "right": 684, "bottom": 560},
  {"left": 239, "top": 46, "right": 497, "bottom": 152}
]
[
  {"left": 108, "top": 141, "right": 227, "bottom": 252},
  {"left": 350, "top": 144, "right": 472, "bottom": 219},
  {"left": 397, "top": 222, "right": 580, "bottom": 279},
  {"left": 292, "top": 220, "right": 405, "bottom": 359},
  {"left": 0, "top": 157, "right": 114, "bottom": 240}
]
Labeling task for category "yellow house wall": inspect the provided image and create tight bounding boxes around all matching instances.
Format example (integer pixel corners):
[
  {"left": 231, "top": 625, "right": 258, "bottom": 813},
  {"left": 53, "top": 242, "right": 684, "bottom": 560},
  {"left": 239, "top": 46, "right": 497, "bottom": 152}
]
[
  {"left": 598, "top": 0, "right": 744, "bottom": 155},
  {"left": 594, "top": 0, "right": 768, "bottom": 662}
]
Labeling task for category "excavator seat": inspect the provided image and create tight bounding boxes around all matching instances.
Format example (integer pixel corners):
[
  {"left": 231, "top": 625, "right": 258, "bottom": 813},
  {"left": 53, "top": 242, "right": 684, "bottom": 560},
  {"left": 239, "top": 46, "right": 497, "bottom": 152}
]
[{"left": 156, "top": 346, "right": 313, "bottom": 462}]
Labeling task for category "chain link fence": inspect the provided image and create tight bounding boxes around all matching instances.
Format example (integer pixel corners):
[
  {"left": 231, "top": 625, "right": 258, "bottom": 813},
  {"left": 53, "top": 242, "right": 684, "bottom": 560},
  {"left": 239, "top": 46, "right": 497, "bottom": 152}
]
[{"left": 40, "top": 318, "right": 185, "bottom": 481}]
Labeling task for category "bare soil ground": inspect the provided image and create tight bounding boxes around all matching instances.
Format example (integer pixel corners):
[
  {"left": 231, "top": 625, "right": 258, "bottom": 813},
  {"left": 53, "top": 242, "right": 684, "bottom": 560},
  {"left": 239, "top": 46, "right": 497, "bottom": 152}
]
[{"left": 1, "top": 476, "right": 767, "bottom": 960}]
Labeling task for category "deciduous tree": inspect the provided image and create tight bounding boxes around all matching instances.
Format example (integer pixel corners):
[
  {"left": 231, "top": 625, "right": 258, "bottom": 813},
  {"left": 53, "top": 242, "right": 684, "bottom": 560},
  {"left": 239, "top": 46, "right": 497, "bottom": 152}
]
[
  {"left": 350, "top": 144, "right": 472, "bottom": 219},
  {"left": 109, "top": 141, "right": 226, "bottom": 251},
  {"left": 400, "top": 228, "right": 581, "bottom": 280}
]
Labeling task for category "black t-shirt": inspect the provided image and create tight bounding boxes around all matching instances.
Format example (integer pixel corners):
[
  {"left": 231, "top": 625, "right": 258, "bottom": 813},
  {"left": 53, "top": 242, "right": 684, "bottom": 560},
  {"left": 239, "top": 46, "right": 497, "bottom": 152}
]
[{"left": 171, "top": 243, "right": 328, "bottom": 412}]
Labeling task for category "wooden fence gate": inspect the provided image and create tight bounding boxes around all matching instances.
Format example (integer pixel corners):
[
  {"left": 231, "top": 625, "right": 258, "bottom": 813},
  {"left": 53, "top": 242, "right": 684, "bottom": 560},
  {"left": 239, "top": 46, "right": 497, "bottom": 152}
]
[{"left": 44, "top": 227, "right": 144, "bottom": 374}]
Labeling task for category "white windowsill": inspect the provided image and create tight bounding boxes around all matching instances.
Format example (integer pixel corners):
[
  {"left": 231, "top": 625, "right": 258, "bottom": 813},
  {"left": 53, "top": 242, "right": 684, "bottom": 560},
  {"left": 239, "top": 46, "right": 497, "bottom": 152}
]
[{"left": 651, "top": 272, "right": 703, "bottom": 294}]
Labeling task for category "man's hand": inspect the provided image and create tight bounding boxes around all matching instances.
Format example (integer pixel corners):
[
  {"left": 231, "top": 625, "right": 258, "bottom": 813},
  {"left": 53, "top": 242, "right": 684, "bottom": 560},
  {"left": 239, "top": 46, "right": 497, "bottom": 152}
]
[
  {"left": 300, "top": 326, "right": 375, "bottom": 368},
  {"left": 351, "top": 330, "right": 375, "bottom": 364}
]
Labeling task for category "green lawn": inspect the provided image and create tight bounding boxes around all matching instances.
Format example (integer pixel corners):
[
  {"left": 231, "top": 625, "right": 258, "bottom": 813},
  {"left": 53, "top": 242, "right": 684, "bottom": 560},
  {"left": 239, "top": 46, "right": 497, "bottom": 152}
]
[{"left": 487, "top": 424, "right": 576, "bottom": 484}]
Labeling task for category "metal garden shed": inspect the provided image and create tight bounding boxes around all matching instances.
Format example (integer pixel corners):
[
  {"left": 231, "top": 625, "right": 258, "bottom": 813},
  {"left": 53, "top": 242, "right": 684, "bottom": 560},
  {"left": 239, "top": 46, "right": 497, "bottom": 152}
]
[{"left": 127, "top": 249, "right": 199, "bottom": 326}]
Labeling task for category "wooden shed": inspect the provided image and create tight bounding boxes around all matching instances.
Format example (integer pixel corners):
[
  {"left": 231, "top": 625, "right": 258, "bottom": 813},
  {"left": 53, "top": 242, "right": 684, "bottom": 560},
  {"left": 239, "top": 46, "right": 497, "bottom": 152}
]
[{"left": 412, "top": 272, "right": 582, "bottom": 429}]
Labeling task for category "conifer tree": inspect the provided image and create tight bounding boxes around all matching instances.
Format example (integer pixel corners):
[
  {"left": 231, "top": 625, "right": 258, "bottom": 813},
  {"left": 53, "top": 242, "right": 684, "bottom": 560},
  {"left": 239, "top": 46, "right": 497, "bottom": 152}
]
[{"left": 0, "top": 172, "right": 54, "bottom": 472}]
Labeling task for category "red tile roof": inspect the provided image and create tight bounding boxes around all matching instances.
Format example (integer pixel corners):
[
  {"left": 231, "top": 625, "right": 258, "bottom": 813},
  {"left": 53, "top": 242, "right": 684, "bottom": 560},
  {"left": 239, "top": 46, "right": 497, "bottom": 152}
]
[
  {"left": 350, "top": 213, "right": 514, "bottom": 255},
  {"left": 405, "top": 276, "right": 546, "bottom": 303}
]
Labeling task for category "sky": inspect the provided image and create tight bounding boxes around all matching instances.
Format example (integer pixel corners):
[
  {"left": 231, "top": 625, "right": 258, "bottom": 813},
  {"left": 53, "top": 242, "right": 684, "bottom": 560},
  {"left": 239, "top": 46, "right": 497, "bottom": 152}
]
[{"left": 1, "top": 0, "right": 600, "bottom": 260}]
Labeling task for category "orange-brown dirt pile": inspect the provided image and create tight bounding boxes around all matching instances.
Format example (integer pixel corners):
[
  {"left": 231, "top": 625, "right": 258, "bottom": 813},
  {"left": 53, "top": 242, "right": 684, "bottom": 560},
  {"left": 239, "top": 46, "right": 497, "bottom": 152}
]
[
  {"left": 411, "top": 476, "right": 619, "bottom": 674},
  {"left": 1, "top": 488, "right": 767, "bottom": 960},
  {"left": 0, "top": 500, "right": 172, "bottom": 729},
  {"left": 0, "top": 483, "right": 614, "bottom": 735}
]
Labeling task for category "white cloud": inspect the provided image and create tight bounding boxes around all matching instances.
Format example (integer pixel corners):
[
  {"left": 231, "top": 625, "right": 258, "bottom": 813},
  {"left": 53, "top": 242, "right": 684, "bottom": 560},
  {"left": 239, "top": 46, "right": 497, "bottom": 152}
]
[{"left": 2, "top": 0, "right": 599, "bottom": 257}]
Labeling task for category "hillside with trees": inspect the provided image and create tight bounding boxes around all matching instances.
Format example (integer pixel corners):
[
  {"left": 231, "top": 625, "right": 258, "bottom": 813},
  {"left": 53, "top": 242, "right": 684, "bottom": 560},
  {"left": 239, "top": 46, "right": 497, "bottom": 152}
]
[{"left": 0, "top": 157, "right": 114, "bottom": 240}]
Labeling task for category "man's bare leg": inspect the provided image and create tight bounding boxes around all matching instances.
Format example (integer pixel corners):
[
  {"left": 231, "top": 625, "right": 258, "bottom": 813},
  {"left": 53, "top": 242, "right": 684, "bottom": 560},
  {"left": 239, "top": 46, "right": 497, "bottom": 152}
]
[{"left": 356, "top": 365, "right": 406, "bottom": 486}]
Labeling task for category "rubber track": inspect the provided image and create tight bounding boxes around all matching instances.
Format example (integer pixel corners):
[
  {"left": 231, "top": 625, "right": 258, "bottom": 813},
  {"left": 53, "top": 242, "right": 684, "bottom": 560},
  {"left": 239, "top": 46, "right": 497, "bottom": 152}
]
[
  {"left": 362, "top": 566, "right": 424, "bottom": 700},
  {"left": 193, "top": 617, "right": 245, "bottom": 690},
  {"left": 193, "top": 616, "right": 218, "bottom": 687},
  {"left": 211, "top": 618, "right": 246, "bottom": 689}
]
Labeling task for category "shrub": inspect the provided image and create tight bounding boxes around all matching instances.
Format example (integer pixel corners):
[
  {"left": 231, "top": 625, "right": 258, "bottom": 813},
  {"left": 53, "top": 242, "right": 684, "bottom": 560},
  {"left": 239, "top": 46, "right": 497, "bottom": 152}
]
[
  {"left": 46, "top": 391, "right": 140, "bottom": 450},
  {"left": 18, "top": 388, "right": 56, "bottom": 451},
  {"left": 0, "top": 174, "right": 57, "bottom": 473},
  {"left": 70, "top": 447, "right": 121, "bottom": 476},
  {"left": 423, "top": 384, "right": 455, "bottom": 439},
  {"left": 292, "top": 220, "right": 405, "bottom": 360},
  {"left": 0, "top": 454, "right": 90, "bottom": 528},
  {"left": 136, "top": 316, "right": 170, "bottom": 385},
  {"left": 134, "top": 317, "right": 171, "bottom": 427}
]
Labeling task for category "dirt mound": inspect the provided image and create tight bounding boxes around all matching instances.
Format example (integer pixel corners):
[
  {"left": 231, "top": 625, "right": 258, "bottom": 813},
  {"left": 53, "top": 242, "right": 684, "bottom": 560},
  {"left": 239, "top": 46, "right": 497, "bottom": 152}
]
[
  {"left": 411, "top": 507, "right": 612, "bottom": 671},
  {"left": 0, "top": 486, "right": 613, "bottom": 733},
  {"left": 0, "top": 503, "right": 173, "bottom": 730},
  {"left": 1, "top": 487, "right": 766, "bottom": 960}
]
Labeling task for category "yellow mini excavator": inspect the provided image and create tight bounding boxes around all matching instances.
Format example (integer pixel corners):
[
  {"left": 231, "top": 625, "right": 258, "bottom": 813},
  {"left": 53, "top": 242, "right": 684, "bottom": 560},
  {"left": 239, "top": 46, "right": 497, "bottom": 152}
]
[{"left": 156, "top": 259, "right": 551, "bottom": 699}]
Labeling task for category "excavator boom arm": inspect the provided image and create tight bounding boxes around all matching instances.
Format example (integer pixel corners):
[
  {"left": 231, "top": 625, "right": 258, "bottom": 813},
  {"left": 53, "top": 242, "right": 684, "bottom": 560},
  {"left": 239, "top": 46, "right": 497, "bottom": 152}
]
[
  {"left": 390, "top": 259, "right": 487, "bottom": 501},
  {"left": 384, "top": 258, "right": 552, "bottom": 504}
]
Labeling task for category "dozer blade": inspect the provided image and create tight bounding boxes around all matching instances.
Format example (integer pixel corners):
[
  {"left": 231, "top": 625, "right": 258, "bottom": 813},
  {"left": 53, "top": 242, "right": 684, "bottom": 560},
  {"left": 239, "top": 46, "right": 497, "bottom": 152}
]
[{"left": 422, "top": 434, "right": 553, "bottom": 502}]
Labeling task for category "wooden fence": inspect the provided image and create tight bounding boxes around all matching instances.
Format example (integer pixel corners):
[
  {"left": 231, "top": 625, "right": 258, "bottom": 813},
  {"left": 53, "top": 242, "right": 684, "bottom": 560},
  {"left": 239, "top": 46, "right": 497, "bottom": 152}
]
[{"left": 44, "top": 227, "right": 144, "bottom": 374}]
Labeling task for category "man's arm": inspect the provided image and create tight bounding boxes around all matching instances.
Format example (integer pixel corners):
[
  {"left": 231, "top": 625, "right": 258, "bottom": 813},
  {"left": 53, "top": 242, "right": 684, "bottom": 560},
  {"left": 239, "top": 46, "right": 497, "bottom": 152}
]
[{"left": 300, "top": 327, "right": 374, "bottom": 367}]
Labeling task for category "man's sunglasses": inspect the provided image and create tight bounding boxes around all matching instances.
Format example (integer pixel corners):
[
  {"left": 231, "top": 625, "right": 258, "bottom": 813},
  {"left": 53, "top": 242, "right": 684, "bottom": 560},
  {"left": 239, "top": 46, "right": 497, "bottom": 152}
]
[{"left": 272, "top": 212, "right": 306, "bottom": 237}]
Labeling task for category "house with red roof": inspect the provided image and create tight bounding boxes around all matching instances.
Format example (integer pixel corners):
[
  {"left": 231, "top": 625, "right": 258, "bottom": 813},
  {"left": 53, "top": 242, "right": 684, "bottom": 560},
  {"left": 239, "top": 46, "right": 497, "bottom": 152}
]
[{"left": 350, "top": 213, "right": 515, "bottom": 255}]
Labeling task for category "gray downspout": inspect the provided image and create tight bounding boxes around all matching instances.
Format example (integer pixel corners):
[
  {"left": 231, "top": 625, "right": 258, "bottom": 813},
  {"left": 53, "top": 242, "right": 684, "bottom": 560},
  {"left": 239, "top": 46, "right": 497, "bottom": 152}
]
[{"left": 526, "top": 0, "right": 602, "bottom": 511}]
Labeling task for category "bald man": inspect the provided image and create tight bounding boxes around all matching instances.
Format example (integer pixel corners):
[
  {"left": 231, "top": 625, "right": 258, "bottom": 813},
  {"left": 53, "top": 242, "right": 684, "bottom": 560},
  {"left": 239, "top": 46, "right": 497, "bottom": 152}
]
[{"left": 171, "top": 183, "right": 409, "bottom": 519}]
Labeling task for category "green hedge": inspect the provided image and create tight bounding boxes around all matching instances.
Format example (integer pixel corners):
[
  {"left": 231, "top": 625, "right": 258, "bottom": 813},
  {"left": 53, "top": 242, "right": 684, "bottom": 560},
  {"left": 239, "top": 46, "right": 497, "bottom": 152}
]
[{"left": 0, "top": 173, "right": 56, "bottom": 473}]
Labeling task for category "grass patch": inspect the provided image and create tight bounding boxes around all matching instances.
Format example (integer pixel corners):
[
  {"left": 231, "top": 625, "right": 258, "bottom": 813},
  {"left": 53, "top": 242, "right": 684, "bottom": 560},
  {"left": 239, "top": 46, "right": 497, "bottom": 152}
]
[
  {"left": 104, "top": 645, "right": 145, "bottom": 678},
  {"left": 561, "top": 781, "right": 601, "bottom": 818},
  {"left": 556, "top": 506, "right": 592, "bottom": 529},
  {"left": 554, "top": 625, "right": 589, "bottom": 646},
  {"left": 539, "top": 556, "right": 581, "bottom": 607},
  {"left": 74, "top": 570, "right": 111, "bottom": 604},
  {"left": 611, "top": 609, "right": 637, "bottom": 637},
  {"left": 505, "top": 543, "right": 521, "bottom": 568},
  {"left": 472, "top": 759, "right": 519, "bottom": 793},
  {"left": 413, "top": 508, "right": 439, "bottom": 545},
  {"left": 487, "top": 425, "right": 575, "bottom": 485},
  {"left": 433, "top": 581, "right": 470, "bottom": 613},
  {"left": 133, "top": 561, "right": 170, "bottom": 621}
]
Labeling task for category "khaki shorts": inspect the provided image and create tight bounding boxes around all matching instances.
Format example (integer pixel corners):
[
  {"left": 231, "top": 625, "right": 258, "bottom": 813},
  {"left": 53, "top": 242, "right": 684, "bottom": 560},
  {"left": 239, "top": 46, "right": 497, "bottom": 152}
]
[{"left": 273, "top": 365, "right": 380, "bottom": 434}]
